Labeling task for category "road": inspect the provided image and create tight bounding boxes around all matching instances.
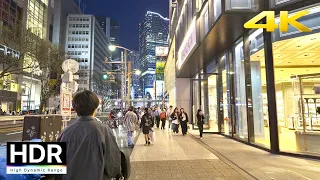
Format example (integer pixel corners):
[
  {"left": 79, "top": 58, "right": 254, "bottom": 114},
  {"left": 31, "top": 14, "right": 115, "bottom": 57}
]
[{"left": 0, "top": 123, "right": 23, "bottom": 144}]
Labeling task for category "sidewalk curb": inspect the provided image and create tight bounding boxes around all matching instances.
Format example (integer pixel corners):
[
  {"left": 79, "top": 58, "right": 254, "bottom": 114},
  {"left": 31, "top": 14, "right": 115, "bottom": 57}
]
[{"left": 188, "top": 132, "right": 258, "bottom": 180}]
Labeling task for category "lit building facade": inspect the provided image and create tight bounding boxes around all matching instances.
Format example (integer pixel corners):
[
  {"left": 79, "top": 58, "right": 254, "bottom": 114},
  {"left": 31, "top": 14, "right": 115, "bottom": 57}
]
[
  {"left": 139, "top": 11, "right": 169, "bottom": 99},
  {"left": 66, "top": 14, "right": 111, "bottom": 92},
  {"left": 129, "top": 51, "right": 140, "bottom": 98},
  {"left": 0, "top": 0, "right": 28, "bottom": 112},
  {"left": 168, "top": 0, "right": 320, "bottom": 158}
]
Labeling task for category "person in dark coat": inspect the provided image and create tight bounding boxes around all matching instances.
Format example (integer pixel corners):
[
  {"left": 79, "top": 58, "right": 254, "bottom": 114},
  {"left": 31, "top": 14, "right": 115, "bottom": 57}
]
[
  {"left": 197, "top": 109, "right": 205, "bottom": 139},
  {"left": 56, "top": 90, "right": 121, "bottom": 180},
  {"left": 140, "top": 108, "right": 154, "bottom": 145},
  {"left": 179, "top": 108, "right": 189, "bottom": 135}
]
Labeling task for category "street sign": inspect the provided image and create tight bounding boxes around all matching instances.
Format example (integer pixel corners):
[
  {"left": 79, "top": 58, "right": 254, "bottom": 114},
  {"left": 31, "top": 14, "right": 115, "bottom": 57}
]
[
  {"left": 62, "top": 59, "right": 79, "bottom": 74},
  {"left": 60, "top": 91, "right": 72, "bottom": 116}
]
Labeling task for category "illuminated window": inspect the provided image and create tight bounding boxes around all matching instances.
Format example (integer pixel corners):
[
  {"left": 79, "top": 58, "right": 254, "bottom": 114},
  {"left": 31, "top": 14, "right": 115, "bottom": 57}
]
[{"left": 27, "top": 0, "right": 46, "bottom": 39}]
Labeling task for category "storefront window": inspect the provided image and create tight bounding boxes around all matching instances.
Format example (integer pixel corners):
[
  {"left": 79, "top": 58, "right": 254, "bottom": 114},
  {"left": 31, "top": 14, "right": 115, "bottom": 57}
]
[
  {"left": 212, "top": 0, "right": 222, "bottom": 22},
  {"left": 272, "top": 5, "right": 320, "bottom": 156},
  {"left": 248, "top": 29, "right": 270, "bottom": 148},
  {"left": 226, "top": 0, "right": 252, "bottom": 10},
  {"left": 192, "top": 74, "right": 200, "bottom": 128},
  {"left": 220, "top": 54, "right": 233, "bottom": 136},
  {"left": 208, "top": 74, "right": 218, "bottom": 132},
  {"left": 233, "top": 39, "right": 248, "bottom": 140}
]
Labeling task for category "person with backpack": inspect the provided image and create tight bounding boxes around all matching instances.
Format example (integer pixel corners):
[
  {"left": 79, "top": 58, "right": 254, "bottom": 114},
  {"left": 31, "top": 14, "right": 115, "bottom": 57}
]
[
  {"left": 160, "top": 108, "right": 167, "bottom": 129},
  {"left": 140, "top": 108, "right": 154, "bottom": 145}
]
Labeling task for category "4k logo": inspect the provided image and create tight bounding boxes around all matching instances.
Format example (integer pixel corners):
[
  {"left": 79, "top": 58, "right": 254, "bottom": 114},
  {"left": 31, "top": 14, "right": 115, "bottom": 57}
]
[{"left": 244, "top": 10, "right": 312, "bottom": 32}]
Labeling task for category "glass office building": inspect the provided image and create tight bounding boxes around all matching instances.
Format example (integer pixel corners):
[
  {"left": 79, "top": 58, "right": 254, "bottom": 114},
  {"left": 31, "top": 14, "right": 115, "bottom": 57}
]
[
  {"left": 169, "top": 0, "right": 320, "bottom": 157},
  {"left": 139, "top": 11, "right": 169, "bottom": 98}
]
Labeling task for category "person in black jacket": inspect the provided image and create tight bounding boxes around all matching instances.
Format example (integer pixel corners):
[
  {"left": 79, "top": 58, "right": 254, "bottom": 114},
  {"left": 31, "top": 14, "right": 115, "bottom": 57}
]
[
  {"left": 179, "top": 108, "right": 189, "bottom": 135},
  {"left": 197, "top": 109, "right": 205, "bottom": 139},
  {"left": 140, "top": 108, "right": 154, "bottom": 145}
]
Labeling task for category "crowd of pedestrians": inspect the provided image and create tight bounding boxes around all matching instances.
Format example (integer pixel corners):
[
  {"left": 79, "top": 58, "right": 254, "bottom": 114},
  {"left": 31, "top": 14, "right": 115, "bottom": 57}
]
[{"left": 122, "top": 104, "right": 206, "bottom": 146}]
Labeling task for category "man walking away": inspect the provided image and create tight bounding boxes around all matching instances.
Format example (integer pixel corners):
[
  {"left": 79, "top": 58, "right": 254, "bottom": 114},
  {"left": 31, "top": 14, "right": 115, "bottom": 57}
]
[
  {"left": 56, "top": 90, "right": 121, "bottom": 180},
  {"left": 124, "top": 106, "right": 138, "bottom": 148},
  {"left": 155, "top": 107, "right": 161, "bottom": 128}
]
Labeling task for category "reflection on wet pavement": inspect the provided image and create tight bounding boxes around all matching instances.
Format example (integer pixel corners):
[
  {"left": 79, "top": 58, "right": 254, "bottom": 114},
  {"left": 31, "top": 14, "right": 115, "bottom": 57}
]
[{"left": 112, "top": 125, "right": 140, "bottom": 157}]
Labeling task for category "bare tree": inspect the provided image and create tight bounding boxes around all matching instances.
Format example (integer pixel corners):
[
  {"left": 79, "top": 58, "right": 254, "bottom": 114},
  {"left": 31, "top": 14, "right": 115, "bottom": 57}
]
[
  {"left": 38, "top": 45, "right": 64, "bottom": 113},
  {"left": 0, "top": 24, "right": 42, "bottom": 78}
]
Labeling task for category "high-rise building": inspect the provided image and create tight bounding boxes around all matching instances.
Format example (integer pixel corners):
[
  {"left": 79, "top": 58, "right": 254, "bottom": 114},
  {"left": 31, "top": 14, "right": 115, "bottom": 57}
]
[
  {"left": 66, "top": 14, "right": 111, "bottom": 92},
  {"left": 128, "top": 51, "right": 140, "bottom": 98},
  {"left": 139, "top": 11, "right": 169, "bottom": 99},
  {"left": 52, "top": 0, "right": 82, "bottom": 50},
  {"left": 95, "top": 16, "right": 120, "bottom": 46}
]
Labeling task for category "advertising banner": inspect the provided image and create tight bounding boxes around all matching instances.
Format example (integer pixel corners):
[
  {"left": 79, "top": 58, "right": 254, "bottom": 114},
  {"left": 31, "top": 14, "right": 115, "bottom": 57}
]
[{"left": 156, "top": 61, "right": 165, "bottom": 74}]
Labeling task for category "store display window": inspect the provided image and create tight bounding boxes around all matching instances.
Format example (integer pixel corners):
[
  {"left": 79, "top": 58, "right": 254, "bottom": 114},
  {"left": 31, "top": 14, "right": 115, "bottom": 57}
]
[
  {"left": 248, "top": 29, "right": 270, "bottom": 149},
  {"left": 271, "top": 5, "right": 320, "bottom": 155}
]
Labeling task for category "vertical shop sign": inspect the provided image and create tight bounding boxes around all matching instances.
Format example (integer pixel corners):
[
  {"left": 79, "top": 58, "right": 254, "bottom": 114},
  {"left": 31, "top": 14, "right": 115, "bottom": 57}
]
[{"left": 60, "top": 91, "right": 72, "bottom": 116}]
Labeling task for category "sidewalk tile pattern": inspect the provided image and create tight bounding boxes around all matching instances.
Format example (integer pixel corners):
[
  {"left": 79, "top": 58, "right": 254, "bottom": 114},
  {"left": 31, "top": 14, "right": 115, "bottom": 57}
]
[{"left": 129, "top": 128, "right": 248, "bottom": 180}]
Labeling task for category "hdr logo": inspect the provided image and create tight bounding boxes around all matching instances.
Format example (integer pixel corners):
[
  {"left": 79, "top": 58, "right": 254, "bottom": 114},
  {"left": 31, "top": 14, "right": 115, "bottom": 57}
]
[
  {"left": 6, "top": 142, "right": 67, "bottom": 174},
  {"left": 244, "top": 10, "right": 312, "bottom": 32}
]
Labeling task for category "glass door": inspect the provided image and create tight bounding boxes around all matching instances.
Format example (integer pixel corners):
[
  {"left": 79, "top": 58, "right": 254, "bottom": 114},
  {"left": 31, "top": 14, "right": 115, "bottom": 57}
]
[{"left": 192, "top": 73, "right": 219, "bottom": 132}]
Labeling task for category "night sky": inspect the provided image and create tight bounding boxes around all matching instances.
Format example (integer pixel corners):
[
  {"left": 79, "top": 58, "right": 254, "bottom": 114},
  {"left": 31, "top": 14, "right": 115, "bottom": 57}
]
[{"left": 83, "top": 0, "right": 169, "bottom": 51}]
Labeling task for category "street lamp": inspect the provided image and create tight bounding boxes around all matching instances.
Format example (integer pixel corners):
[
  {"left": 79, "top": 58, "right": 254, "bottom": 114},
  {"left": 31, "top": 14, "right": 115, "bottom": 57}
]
[
  {"left": 107, "top": 44, "right": 133, "bottom": 113},
  {"left": 108, "top": 45, "right": 116, "bottom": 52}
]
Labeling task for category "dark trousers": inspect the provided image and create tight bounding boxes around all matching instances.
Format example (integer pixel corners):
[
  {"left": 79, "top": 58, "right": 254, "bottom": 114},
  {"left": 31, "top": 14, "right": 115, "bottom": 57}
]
[
  {"left": 172, "top": 124, "right": 179, "bottom": 133},
  {"left": 156, "top": 116, "right": 160, "bottom": 128},
  {"left": 198, "top": 123, "right": 203, "bottom": 137},
  {"left": 181, "top": 121, "right": 187, "bottom": 135},
  {"left": 161, "top": 119, "right": 166, "bottom": 129}
]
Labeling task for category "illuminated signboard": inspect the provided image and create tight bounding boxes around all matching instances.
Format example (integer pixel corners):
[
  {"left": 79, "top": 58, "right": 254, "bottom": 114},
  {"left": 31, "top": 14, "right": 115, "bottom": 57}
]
[
  {"left": 155, "top": 46, "right": 169, "bottom": 57},
  {"left": 177, "top": 17, "right": 197, "bottom": 70}
]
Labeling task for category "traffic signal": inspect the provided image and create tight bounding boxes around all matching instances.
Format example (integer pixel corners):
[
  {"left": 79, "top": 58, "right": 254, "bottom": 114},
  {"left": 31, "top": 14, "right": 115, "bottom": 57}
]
[{"left": 102, "top": 74, "right": 108, "bottom": 79}]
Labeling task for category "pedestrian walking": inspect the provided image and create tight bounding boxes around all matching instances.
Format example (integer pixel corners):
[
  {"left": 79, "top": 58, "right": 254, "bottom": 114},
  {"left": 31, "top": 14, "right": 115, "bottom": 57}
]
[
  {"left": 167, "top": 106, "right": 173, "bottom": 130},
  {"left": 171, "top": 107, "right": 180, "bottom": 134},
  {"left": 155, "top": 107, "right": 161, "bottom": 128},
  {"left": 197, "top": 109, "right": 205, "bottom": 139},
  {"left": 179, "top": 108, "right": 189, "bottom": 135},
  {"left": 140, "top": 108, "right": 154, "bottom": 145},
  {"left": 160, "top": 108, "right": 167, "bottom": 129},
  {"left": 56, "top": 90, "right": 122, "bottom": 180},
  {"left": 124, "top": 106, "right": 138, "bottom": 148}
]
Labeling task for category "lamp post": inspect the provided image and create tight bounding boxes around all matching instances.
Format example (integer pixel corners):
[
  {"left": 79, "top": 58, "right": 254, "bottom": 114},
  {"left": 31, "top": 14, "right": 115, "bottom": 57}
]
[{"left": 107, "top": 45, "right": 138, "bottom": 113}]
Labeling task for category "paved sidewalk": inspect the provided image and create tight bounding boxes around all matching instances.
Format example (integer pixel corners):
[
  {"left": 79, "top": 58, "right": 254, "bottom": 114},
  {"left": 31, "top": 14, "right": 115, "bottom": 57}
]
[
  {"left": 129, "top": 128, "right": 254, "bottom": 180},
  {"left": 189, "top": 130, "right": 320, "bottom": 180}
]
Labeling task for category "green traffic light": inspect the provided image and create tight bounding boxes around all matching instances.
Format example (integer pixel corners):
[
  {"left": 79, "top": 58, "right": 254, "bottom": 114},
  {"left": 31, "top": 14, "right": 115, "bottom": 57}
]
[{"left": 103, "top": 74, "right": 108, "bottom": 79}]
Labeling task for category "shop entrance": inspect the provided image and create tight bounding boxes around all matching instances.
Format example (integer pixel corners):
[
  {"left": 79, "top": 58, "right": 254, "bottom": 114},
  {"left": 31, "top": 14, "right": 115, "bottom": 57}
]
[{"left": 192, "top": 73, "right": 219, "bottom": 132}]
